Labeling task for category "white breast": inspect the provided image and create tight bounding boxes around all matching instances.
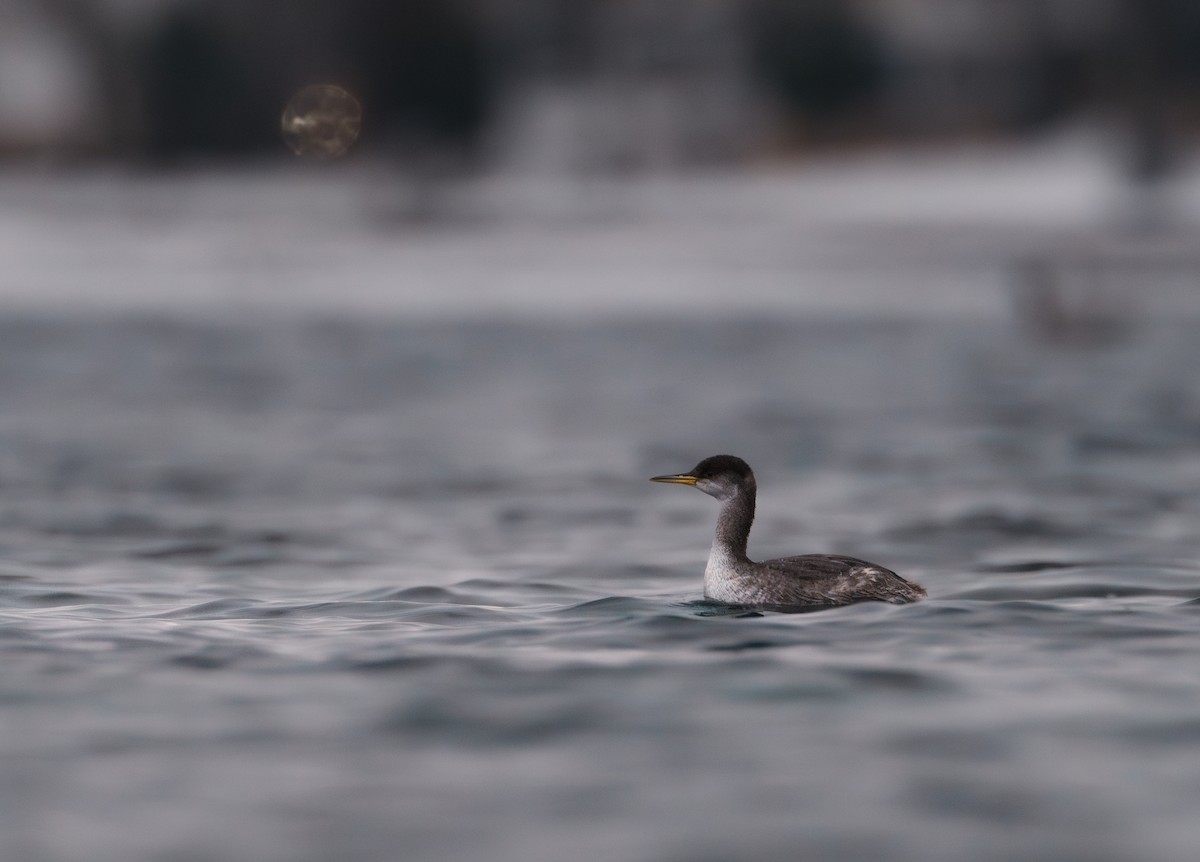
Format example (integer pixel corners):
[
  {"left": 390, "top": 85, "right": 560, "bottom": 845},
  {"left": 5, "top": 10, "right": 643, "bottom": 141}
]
[{"left": 704, "top": 545, "right": 748, "bottom": 604}]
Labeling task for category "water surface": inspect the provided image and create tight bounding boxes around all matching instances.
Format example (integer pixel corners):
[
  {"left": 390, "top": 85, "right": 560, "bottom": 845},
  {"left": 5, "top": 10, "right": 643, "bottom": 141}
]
[{"left": 3, "top": 314, "right": 1200, "bottom": 862}]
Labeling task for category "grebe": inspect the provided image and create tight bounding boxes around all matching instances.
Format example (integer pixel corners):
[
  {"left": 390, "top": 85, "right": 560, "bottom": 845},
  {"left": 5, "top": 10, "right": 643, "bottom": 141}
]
[{"left": 651, "top": 455, "right": 925, "bottom": 609}]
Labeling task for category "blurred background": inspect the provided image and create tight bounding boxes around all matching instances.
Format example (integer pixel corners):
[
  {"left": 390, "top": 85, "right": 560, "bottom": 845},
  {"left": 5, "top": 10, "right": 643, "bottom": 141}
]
[
  {"left": 7, "top": 0, "right": 1200, "bottom": 167},
  {"left": 1, "top": 0, "right": 1199, "bottom": 323}
]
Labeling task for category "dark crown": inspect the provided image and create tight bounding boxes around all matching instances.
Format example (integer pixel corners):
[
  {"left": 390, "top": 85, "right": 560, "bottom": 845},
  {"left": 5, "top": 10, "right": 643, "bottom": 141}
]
[{"left": 690, "top": 455, "right": 754, "bottom": 481}]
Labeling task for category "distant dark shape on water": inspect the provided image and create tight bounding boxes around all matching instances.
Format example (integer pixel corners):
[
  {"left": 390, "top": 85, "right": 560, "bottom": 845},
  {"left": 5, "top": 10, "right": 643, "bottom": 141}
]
[{"left": 651, "top": 455, "right": 926, "bottom": 611}]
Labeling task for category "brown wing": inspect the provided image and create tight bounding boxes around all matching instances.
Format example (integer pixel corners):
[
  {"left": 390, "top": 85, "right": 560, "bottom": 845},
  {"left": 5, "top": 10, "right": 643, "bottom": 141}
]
[{"left": 756, "top": 554, "right": 926, "bottom": 607}]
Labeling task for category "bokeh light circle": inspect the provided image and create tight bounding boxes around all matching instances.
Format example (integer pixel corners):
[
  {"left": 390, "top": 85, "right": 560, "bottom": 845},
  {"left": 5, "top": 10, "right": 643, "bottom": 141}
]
[{"left": 281, "top": 84, "right": 363, "bottom": 159}]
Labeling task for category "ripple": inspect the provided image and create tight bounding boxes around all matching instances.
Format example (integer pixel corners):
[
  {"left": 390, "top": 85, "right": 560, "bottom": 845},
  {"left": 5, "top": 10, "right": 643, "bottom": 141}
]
[
  {"left": 392, "top": 604, "right": 518, "bottom": 626},
  {"left": 950, "top": 582, "right": 1200, "bottom": 602},
  {"left": 557, "top": 596, "right": 654, "bottom": 617},
  {"left": 837, "top": 665, "right": 956, "bottom": 694},
  {"left": 705, "top": 638, "right": 791, "bottom": 652},
  {"left": 361, "top": 585, "right": 495, "bottom": 605},
  {"left": 155, "top": 599, "right": 266, "bottom": 619},
  {"left": 334, "top": 653, "right": 452, "bottom": 673},
  {"left": 1112, "top": 718, "right": 1200, "bottom": 747},
  {"left": 21, "top": 591, "right": 98, "bottom": 607},
  {"left": 975, "top": 560, "right": 1096, "bottom": 574},
  {"left": 455, "top": 578, "right": 579, "bottom": 595},
  {"left": 169, "top": 643, "right": 272, "bottom": 670},
  {"left": 0, "top": 586, "right": 134, "bottom": 610},
  {"left": 890, "top": 729, "right": 1013, "bottom": 761},
  {"left": 888, "top": 510, "right": 1085, "bottom": 541},
  {"left": 129, "top": 539, "right": 225, "bottom": 559}
]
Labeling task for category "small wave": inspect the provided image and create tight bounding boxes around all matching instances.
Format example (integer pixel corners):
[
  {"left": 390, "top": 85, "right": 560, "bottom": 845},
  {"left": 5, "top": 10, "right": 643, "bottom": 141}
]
[
  {"left": 39, "top": 511, "right": 165, "bottom": 538},
  {"left": 360, "top": 585, "right": 470, "bottom": 603},
  {"left": 890, "top": 728, "right": 1012, "bottom": 761},
  {"left": 949, "top": 582, "right": 1200, "bottom": 602},
  {"left": 21, "top": 590, "right": 98, "bottom": 607},
  {"left": 129, "top": 539, "right": 225, "bottom": 559},
  {"left": 126, "top": 527, "right": 298, "bottom": 565},
  {"left": 888, "top": 510, "right": 1084, "bottom": 541},
  {"left": 837, "top": 665, "right": 956, "bottom": 694},
  {"left": 557, "top": 596, "right": 655, "bottom": 616},
  {"left": 706, "top": 638, "right": 789, "bottom": 651},
  {"left": 376, "top": 680, "right": 611, "bottom": 745},
  {"left": 1113, "top": 718, "right": 1200, "bottom": 747},
  {"left": 1, "top": 587, "right": 134, "bottom": 610},
  {"left": 170, "top": 643, "right": 271, "bottom": 670},
  {"left": 456, "top": 578, "right": 585, "bottom": 602},
  {"left": 155, "top": 598, "right": 267, "bottom": 619},
  {"left": 391, "top": 604, "right": 517, "bottom": 626},
  {"left": 334, "top": 653, "right": 451, "bottom": 673},
  {"left": 975, "top": 560, "right": 1095, "bottom": 574}
]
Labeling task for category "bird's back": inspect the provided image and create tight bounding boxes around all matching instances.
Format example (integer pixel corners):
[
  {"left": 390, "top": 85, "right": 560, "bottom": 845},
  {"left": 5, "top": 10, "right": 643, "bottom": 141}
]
[{"left": 719, "top": 553, "right": 925, "bottom": 609}]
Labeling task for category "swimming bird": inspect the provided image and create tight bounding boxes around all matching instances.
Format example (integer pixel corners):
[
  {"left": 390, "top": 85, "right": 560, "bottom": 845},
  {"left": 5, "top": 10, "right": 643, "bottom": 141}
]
[{"left": 651, "top": 455, "right": 925, "bottom": 610}]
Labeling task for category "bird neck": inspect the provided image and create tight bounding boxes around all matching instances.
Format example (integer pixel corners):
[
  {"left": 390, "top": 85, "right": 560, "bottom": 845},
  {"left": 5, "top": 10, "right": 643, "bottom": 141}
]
[{"left": 713, "top": 483, "right": 755, "bottom": 562}]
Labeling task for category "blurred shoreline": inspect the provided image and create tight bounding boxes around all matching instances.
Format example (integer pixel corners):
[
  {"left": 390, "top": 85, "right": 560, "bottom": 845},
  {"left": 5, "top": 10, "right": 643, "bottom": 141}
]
[{"left": 2, "top": 128, "right": 1198, "bottom": 322}]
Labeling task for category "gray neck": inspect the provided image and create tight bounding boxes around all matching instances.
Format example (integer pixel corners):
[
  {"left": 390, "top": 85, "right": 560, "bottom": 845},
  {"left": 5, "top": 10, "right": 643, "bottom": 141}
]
[{"left": 713, "top": 481, "right": 756, "bottom": 562}]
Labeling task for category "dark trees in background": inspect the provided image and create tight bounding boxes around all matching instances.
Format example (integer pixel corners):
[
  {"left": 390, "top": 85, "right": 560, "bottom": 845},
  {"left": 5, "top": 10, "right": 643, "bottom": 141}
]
[
  {"left": 134, "top": 0, "right": 494, "bottom": 163},
  {"left": 346, "top": 3, "right": 492, "bottom": 154},
  {"left": 748, "top": 1, "right": 884, "bottom": 132},
  {"left": 29, "top": 0, "right": 1200, "bottom": 165},
  {"left": 1109, "top": 0, "right": 1200, "bottom": 184},
  {"left": 139, "top": 8, "right": 268, "bottom": 160}
]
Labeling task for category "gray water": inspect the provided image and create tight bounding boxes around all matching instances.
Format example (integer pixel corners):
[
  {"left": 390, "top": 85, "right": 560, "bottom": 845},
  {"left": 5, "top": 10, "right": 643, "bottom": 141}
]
[{"left": 3, "top": 310, "right": 1200, "bottom": 862}]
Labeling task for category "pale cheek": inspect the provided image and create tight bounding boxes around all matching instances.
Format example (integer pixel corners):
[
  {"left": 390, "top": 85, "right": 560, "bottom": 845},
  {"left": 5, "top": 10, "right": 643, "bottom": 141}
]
[{"left": 698, "top": 480, "right": 735, "bottom": 502}]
